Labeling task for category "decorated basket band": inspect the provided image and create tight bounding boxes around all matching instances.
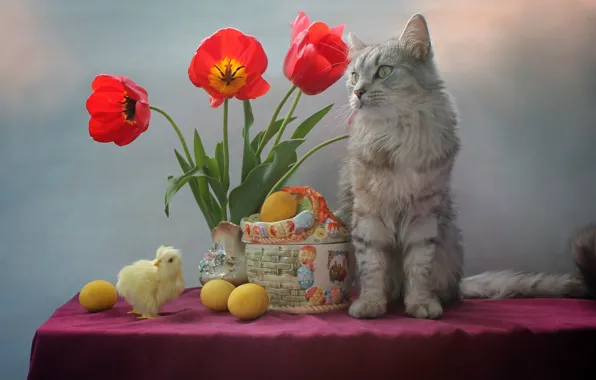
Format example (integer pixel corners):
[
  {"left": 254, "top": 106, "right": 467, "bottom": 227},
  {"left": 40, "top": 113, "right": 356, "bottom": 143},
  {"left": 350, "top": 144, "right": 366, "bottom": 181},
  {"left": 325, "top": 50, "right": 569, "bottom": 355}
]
[{"left": 240, "top": 186, "right": 349, "bottom": 245}]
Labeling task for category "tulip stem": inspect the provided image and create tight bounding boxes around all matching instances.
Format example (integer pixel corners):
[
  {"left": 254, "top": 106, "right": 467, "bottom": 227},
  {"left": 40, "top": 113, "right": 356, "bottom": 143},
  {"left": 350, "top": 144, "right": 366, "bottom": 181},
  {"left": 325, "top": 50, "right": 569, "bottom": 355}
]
[
  {"left": 269, "top": 90, "right": 302, "bottom": 159},
  {"left": 221, "top": 98, "right": 230, "bottom": 220},
  {"left": 267, "top": 134, "right": 349, "bottom": 198},
  {"left": 149, "top": 105, "right": 194, "bottom": 165},
  {"left": 256, "top": 85, "right": 296, "bottom": 157}
]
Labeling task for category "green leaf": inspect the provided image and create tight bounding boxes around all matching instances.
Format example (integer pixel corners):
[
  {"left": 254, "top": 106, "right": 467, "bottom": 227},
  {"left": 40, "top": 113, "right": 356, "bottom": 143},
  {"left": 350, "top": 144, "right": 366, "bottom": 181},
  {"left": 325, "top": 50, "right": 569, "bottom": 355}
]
[
  {"left": 165, "top": 165, "right": 219, "bottom": 218},
  {"left": 207, "top": 176, "right": 227, "bottom": 206},
  {"left": 203, "top": 156, "right": 227, "bottom": 207},
  {"left": 205, "top": 157, "right": 220, "bottom": 179},
  {"left": 169, "top": 151, "right": 218, "bottom": 229},
  {"left": 241, "top": 100, "right": 257, "bottom": 182},
  {"left": 241, "top": 99, "right": 254, "bottom": 137},
  {"left": 214, "top": 142, "right": 228, "bottom": 191},
  {"left": 193, "top": 129, "right": 207, "bottom": 165},
  {"left": 251, "top": 117, "right": 297, "bottom": 153},
  {"left": 228, "top": 138, "right": 305, "bottom": 224},
  {"left": 191, "top": 129, "right": 219, "bottom": 220},
  {"left": 290, "top": 104, "right": 333, "bottom": 140},
  {"left": 174, "top": 150, "right": 222, "bottom": 226},
  {"left": 250, "top": 132, "right": 265, "bottom": 153}
]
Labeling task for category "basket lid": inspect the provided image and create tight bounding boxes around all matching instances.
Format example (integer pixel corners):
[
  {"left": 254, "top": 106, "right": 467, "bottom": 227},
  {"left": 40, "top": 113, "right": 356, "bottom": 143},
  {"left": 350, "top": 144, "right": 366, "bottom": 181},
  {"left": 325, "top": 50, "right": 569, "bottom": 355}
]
[{"left": 240, "top": 186, "right": 349, "bottom": 244}]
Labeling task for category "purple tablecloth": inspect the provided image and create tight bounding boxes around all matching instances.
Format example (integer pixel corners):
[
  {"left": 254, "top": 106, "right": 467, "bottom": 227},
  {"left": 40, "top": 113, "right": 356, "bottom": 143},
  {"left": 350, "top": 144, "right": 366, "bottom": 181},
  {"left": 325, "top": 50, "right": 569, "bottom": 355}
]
[{"left": 28, "top": 288, "right": 596, "bottom": 380}]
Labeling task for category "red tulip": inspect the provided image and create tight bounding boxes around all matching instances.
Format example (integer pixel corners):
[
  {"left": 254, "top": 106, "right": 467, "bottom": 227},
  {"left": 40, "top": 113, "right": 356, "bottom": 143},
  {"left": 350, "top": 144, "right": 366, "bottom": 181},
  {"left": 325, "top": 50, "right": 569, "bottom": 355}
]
[
  {"left": 283, "top": 12, "right": 350, "bottom": 95},
  {"left": 86, "top": 74, "right": 151, "bottom": 146},
  {"left": 188, "top": 28, "right": 270, "bottom": 108}
]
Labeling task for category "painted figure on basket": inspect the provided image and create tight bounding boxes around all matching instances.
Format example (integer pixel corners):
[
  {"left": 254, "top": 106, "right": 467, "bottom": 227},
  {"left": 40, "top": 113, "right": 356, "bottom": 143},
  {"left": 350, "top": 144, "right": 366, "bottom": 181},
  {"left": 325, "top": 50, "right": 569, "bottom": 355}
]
[
  {"left": 326, "top": 219, "right": 343, "bottom": 239},
  {"left": 286, "top": 220, "right": 296, "bottom": 233},
  {"left": 315, "top": 226, "right": 328, "bottom": 241},
  {"left": 253, "top": 224, "right": 267, "bottom": 237},
  {"left": 269, "top": 224, "right": 279, "bottom": 237},
  {"left": 299, "top": 246, "right": 317, "bottom": 270},
  {"left": 324, "top": 288, "right": 343, "bottom": 304},
  {"left": 306, "top": 286, "right": 326, "bottom": 305},
  {"left": 328, "top": 250, "right": 349, "bottom": 283},
  {"left": 297, "top": 266, "right": 315, "bottom": 289}
]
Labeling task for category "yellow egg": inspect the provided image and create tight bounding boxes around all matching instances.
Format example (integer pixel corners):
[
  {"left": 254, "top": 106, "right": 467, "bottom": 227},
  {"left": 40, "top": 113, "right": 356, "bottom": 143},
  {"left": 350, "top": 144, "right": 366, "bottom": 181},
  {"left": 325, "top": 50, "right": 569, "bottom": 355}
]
[
  {"left": 260, "top": 191, "right": 298, "bottom": 222},
  {"left": 227, "top": 283, "right": 269, "bottom": 321},
  {"left": 79, "top": 280, "right": 118, "bottom": 313},
  {"left": 200, "top": 279, "right": 236, "bottom": 311}
]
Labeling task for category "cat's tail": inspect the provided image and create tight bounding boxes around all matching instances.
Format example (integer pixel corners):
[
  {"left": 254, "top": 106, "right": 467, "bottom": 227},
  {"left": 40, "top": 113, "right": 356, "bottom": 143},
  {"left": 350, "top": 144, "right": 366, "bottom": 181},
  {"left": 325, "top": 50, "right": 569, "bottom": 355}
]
[{"left": 460, "top": 224, "right": 596, "bottom": 300}]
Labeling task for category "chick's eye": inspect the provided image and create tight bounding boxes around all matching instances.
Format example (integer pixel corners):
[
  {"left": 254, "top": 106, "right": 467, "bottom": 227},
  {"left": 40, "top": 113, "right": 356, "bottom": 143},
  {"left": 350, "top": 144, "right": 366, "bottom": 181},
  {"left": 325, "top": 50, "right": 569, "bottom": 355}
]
[
  {"left": 377, "top": 65, "right": 393, "bottom": 79},
  {"left": 350, "top": 72, "right": 359, "bottom": 84},
  {"left": 168, "top": 258, "right": 174, "bottom": 263}
]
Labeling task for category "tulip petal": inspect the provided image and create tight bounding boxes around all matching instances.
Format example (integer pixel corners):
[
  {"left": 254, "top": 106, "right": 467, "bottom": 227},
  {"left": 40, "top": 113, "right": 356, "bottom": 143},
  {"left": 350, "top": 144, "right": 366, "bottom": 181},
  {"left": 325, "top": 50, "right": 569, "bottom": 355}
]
[
  {"left": 113, "top": 128, "right": 142, "bottom": 146},
  {"left": 210, "top": 96, "right": 224, "bottom": 108},
  {"left": 291, "top": 12, "right": 311, "bottom": 42},
  {"left": 90, "top": 75, "right": 148, "bottom": 103},
  {"left": 86, "top": 91, "right": 125, "bottom": 122},
  {"left": 89, "top": 117, "right": 128, "bottom": 143},
  {"left": 189, "top": 48, "right": 221, "bottom": 87},
  {"left": 292, "top": 44, "right": 347, "bottom": 95},
  {"left": 122, "top": 77, "right": 149, "bottom": 103},
  {"left": 237, "top": 37, "right": 268, "bottom": 76},
  {"left": 134, "top": 102, "right": 151, "bottom": 132},
  {"left": 188, "top": 57, "right": 201, "bottom": 86},
  {"left": 292, "top": 44, "right": 333, "bottom": 95},
  {"left": 219, "top": 28, "right": 252, "bottom": 59},
  {"left": 91, "top": 74, "right": 124, "bottom": 92},
  {"left": 198, "top": 28, "right": 249, "bottom": 66},
  {"left": 189, "top": 52, "right": 214, "bottom": 88},
  {"left": 306, "top": 22, "right": 331, "bottom": 45},
  {"left": 283, "top": 28, "right": 313, "bottom": 80},
  {"left": 316, "top": 34, "right": 350, "bottom": 70},
  {"left": 283, "top": 41, "right": 301, "bottom": 80},
  {"left": 330, "top": 24, "right": 345, "bottom": 38},
  {"left": 237, "top": 76, "right": 270, "bottom": 100}
]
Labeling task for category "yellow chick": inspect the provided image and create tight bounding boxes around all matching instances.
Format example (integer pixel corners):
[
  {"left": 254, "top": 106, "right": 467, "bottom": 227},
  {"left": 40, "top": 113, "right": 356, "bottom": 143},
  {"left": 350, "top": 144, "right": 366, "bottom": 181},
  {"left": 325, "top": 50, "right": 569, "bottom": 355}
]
[{"left": 116, "top": 245, "right": 185, "bottom": 319}]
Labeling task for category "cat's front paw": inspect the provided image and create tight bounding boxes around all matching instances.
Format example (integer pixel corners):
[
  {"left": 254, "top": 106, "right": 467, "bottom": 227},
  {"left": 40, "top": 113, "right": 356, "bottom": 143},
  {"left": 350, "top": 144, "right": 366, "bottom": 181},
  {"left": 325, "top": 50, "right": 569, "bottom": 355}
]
[
  {"left": 348, "top": 298, "right": 387, "bottom": 319},
  {"left": 405, "top": 297, "right": 443, "bottom": 319}
]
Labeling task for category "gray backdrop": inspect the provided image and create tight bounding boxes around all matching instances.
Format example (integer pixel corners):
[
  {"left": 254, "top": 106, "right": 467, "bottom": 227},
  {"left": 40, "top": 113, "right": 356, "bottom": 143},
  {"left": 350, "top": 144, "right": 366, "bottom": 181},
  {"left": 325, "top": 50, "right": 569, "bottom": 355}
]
[{"left": 1, "top": 0, "right": 595, "bottom": 378}]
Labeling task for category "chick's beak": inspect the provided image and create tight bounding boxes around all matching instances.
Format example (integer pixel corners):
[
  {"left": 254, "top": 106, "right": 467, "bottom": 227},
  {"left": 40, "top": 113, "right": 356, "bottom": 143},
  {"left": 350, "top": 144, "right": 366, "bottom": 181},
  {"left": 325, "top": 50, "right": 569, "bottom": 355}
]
[{"left": 154, "top": 260, "right": 160, "bottom": 267}]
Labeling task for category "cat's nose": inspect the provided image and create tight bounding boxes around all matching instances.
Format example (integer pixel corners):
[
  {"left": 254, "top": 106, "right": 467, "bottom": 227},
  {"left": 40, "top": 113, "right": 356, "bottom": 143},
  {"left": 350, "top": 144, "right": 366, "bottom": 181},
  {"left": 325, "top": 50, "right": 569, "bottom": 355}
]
[{"left": 354, "top": 89, "right": 366, "bottom": 99}]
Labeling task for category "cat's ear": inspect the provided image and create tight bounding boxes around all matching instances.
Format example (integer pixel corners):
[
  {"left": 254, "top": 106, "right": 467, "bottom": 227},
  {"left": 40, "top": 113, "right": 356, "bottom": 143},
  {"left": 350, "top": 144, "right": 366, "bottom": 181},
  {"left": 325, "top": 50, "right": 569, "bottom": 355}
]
[
  {"left": 348, "top": 32, "right": 367, "bottom": 53},
  {"left": 398, "top": 13, "right": 431, "bottom": 60}
]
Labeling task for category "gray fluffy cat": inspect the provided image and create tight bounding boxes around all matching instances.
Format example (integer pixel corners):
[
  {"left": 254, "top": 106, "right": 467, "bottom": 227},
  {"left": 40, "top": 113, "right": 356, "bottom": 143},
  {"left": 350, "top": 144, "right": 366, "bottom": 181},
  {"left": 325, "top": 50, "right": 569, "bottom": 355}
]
[{"left": 339, "top": 13, "right": 596, "bottom": 319}]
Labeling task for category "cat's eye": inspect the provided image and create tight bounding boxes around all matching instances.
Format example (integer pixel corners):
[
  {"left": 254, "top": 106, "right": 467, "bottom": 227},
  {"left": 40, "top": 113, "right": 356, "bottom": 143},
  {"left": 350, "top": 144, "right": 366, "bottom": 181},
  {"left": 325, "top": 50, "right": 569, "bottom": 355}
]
[
  {"left": 350, "top": 72, "right": 359, "bottom": 84},
  {"left": 376, "top": 65, "right": 393, "bottom": 79}
]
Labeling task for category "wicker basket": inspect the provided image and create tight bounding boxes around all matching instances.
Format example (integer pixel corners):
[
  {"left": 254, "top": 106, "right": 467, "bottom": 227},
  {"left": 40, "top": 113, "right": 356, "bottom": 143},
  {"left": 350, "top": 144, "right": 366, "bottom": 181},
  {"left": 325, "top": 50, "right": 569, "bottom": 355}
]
[{"left": 241, "top": 186, "right": 354, "bottom": 314}]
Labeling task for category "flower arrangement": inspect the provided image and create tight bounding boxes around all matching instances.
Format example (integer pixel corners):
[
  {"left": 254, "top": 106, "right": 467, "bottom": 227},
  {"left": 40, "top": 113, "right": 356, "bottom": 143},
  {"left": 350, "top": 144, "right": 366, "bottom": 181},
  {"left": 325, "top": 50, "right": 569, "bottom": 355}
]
[{"left": 86, "top": 12, "right": 350, "bottom": 230}]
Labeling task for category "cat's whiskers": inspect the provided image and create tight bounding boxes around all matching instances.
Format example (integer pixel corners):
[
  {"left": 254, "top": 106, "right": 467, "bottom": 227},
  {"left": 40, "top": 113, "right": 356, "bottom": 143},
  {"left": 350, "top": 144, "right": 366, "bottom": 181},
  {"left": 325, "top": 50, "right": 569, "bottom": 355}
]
[{"left": 329, "top": 103, "right": 354, "bottom": 132}]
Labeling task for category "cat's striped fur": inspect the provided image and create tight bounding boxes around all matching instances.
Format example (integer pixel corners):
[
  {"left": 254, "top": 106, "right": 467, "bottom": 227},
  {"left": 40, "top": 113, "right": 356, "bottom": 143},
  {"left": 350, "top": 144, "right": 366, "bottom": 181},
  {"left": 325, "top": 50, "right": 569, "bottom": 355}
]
[{"left": 341, "top": 14, "right": 596, "bottom": 319}]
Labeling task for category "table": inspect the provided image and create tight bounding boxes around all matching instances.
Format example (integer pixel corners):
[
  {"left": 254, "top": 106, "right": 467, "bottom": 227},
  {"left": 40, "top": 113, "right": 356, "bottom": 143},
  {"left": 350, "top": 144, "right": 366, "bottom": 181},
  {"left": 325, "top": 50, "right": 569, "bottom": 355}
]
[{"left": 28, "top": 288, "right": 596, "bottom": 380}]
